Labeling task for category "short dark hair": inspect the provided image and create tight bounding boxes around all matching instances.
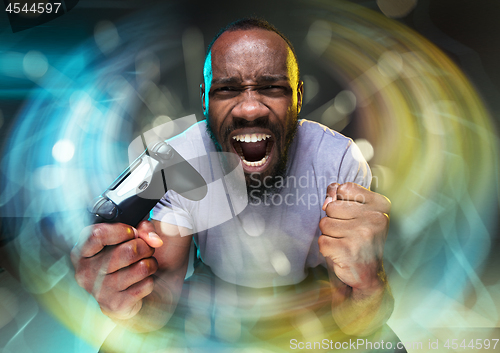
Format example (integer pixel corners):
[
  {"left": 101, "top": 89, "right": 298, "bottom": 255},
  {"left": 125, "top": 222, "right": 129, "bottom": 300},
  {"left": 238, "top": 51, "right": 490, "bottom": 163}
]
[{"left": 206, "top": 18, "right": 300, "bottom": 79}]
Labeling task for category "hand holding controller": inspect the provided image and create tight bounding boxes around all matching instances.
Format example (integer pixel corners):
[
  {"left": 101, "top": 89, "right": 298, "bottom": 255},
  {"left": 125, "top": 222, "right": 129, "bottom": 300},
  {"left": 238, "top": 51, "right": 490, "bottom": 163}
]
[
  {"left": 73, "top": 140, "right": 205, "bottom": 326},
  {"left": 71, "top": 221, "right": 163, "bottom": 321}
]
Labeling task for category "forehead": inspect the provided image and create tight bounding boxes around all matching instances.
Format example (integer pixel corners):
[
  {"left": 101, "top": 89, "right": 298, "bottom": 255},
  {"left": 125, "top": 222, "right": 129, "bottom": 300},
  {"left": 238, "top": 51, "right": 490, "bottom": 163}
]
[{"left": 209, "top": 29, "right": 295, "bottom": 81}]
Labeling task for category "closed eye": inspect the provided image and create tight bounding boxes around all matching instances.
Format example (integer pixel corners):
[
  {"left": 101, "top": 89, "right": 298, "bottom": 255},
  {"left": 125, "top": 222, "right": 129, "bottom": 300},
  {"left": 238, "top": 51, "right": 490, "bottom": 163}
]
[
  {"left": 259, "top": 85, "right": 289, "bottom": 96},
  {"left": 210, "top": 85, "right": 290, "bottom": 98},
  {"left": 217, "top": 86, "right": 237, "bottom": 91},
  {"left": 261, "top": 85, "right": 283, "bottom": 90},
  {"left": 211, "top": 86, "right": 241, "bottom": 98}
]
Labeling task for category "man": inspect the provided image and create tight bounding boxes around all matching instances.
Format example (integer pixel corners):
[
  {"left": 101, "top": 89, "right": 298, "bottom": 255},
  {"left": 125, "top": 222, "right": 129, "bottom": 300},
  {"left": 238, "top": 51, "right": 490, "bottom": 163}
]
[{"left": 72, "top": 18, "right": 394, "bottom": 350}]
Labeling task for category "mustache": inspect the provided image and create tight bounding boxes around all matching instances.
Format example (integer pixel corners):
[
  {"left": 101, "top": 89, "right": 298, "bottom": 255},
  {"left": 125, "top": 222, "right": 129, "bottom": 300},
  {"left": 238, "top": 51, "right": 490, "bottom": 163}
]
[{"left": 220, "top": 117, "right": 283, "bottom": 143}]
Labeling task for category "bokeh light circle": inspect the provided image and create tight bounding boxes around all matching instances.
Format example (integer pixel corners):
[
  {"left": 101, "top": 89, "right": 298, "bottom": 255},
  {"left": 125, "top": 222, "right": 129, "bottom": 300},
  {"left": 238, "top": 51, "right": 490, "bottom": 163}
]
[
  {"left": 23, "top": 50, "right": 49, "bottom": 78},
  {"left": 52, "top": 140, "right": 75, "bottom": 163}
]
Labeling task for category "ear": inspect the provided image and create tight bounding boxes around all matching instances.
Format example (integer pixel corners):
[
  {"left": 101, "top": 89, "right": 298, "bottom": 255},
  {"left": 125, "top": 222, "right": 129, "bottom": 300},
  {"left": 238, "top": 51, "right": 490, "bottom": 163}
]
[
  {"left": 297, "top": 80, "right": 304, "bottom": 114},
  {"left": 200, "top": 83, "right": 207, "bottom": 113}
]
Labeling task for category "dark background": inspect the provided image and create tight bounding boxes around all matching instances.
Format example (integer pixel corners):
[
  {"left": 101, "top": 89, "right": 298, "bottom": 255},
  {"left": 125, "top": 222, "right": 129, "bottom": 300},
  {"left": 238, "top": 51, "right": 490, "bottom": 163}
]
[{"left": 1, "top": 0, "right": 500, "bottom": 140}]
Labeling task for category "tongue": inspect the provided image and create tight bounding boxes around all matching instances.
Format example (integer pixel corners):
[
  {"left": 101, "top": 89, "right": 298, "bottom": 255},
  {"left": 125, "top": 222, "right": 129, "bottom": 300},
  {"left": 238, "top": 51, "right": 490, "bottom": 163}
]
[{"left": 239, "top": 140, "right": 267, "bottom": 162}]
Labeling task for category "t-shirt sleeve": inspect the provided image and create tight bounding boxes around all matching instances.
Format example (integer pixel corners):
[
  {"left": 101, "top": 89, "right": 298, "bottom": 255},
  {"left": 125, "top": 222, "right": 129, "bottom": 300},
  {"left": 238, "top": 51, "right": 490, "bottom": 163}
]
[
  {"left": 338, "top": 140, "right": 372, "bottom": 189},
  {"left": 151, "top": 191, "right": 194, "bottom": 230}
]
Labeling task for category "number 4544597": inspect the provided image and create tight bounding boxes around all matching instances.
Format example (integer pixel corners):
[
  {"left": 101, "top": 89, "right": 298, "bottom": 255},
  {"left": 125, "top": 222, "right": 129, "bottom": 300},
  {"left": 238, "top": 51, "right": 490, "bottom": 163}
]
[
  {"left": 444, "top": 338, "right": 498, "bottom": 350},
  {"left": 5, "top": 2, "right": 62, "bottom": 14}
]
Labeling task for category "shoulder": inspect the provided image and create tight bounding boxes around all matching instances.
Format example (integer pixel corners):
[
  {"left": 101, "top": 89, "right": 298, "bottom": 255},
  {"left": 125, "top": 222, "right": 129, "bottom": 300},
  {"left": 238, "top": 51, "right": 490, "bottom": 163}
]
[
  {"left": 295, "top": 119, "right": 371, "bottom": 187},
  {"left": 165, "top": 119, "right": 215, "bottom": 158},
  {"left": 296, "top": 119, "right": 353, "bottom": 154},
  {"left": 167, "top": 119, "right": 208, "bottom": 144}
]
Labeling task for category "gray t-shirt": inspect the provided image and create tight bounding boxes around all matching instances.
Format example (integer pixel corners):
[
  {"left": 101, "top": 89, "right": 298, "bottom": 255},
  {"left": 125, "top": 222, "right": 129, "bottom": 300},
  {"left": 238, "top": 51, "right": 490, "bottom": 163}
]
[{"left": 152, "top": 119, "right": 371, "bottom": 288}]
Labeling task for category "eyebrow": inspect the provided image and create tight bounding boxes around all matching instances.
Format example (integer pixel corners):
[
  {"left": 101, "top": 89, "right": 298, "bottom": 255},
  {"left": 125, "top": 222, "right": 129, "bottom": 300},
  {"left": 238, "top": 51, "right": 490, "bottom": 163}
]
[{"left": 211, "top": 75, "right": 290, "bottom": 85}]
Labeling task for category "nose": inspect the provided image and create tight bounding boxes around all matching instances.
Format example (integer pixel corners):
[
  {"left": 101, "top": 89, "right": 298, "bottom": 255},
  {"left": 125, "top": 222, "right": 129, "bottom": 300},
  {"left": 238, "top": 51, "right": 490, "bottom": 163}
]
[{"left": 231, "top": 90, "right": 270, "bottom": 121}]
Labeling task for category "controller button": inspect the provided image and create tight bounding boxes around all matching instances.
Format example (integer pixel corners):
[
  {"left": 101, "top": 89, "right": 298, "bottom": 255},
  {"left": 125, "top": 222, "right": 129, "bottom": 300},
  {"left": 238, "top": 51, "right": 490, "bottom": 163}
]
[{"left": 96, "top": 200, "right": 118, "bottom": 220}]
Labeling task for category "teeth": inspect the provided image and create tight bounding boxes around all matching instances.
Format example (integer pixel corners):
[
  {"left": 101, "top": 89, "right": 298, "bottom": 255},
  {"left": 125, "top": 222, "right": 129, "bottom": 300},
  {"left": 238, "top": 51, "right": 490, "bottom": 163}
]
[
  {"left": 232, "top": 133, "right": 273, "bottom": 168},
  {"left": 232, "top": 134, "right": 271, "bottom": 143},
  {"left": 242, "top": 156, "right": 268, "bottom": 167}
]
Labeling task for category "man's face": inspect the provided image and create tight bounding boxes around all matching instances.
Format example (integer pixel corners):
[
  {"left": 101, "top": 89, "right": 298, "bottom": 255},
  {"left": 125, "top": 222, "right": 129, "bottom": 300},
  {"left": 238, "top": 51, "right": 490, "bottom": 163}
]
[{"left": 202, "top": 29, "right": 303, "bottom": 192}]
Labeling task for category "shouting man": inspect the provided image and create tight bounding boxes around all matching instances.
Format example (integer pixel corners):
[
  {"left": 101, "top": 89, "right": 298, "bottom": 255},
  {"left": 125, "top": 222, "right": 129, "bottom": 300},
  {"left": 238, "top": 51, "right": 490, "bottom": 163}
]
[{"left": 72, "top": 18, "right": 395, "bottom": 351}]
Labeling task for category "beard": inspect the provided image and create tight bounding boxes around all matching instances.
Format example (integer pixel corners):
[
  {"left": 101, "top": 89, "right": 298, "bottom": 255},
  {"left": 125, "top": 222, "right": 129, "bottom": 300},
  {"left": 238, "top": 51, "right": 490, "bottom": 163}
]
[{"left": 205, "top": 114, "right": 298, "bottom": 201}]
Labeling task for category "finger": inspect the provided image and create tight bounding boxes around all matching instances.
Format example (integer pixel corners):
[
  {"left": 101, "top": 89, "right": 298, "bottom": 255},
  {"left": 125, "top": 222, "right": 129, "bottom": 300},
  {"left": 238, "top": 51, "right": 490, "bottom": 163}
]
[
  {"left": 337, "top": 183, "right": 392, "bottom": 214},
  {"left": 122, "top": 276, "right": 155, "bottom": 301},
  {"left": 322, "top": 183, "right": 339, "bottom": 211},
  {"left": 107, "top": 238, "right": 155, "bottom": 273},
  {"left": 77, "top": 223, "right": 137, "bottom": 258},
  {"left": 324, "top": 200, "right": 364, "bottom": 220},
  {"left": 371, "top": 192, "right": 391, "bottom": 215},
  {"left": 320, "top": 212, "right": 389, "bottom": 241},
  {"left": 336, "top": 182, "right": 369, "bottom": 204},
  {"left": 318, "top": 236, "right": 368, "bottom": 287},
  {"left": 107, "top": 257, "right": 159, "bottom": 291},
  {"left": 318, "top": 235, "right": 351, "bottom": 266},
  {"left": 319, "top": 217, "right": 355, "bottom": 239},
  {"left": 101, "top": 299, "right": 142, "bottom": 321},
  {"left": 136, "top": 221, "right": 163, "bottom": 248},
  {"left": 326, "top": 183, "right": 339, "bottom": 198}
]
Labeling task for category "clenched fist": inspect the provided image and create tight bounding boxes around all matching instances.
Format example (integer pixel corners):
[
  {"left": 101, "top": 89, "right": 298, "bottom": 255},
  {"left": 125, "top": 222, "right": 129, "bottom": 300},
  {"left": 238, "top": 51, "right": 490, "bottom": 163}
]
[
  {"left": 71, "top": 221, "right": 163, "bottom": 321},
  {"left": 318, "top": 182, "right": 393, "bottom": 335}
]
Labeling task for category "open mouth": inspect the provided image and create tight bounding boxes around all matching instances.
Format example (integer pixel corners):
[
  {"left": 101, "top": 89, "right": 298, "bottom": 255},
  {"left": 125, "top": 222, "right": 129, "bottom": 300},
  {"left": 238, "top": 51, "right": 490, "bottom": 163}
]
[{"left": 231, "top": 132, "right": 274, "bottom": 171}]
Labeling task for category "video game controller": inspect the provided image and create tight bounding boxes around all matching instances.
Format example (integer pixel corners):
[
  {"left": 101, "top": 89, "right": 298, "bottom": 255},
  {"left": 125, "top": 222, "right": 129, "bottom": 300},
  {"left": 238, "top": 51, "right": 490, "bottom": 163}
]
[{"left": 89, "top": 141, "right": 207, "bottom": 227}]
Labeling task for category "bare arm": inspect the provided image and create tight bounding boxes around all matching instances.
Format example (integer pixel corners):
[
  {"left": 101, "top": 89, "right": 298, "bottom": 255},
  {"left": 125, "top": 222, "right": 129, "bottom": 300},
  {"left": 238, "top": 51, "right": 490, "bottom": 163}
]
[
  {"left": 110, "top": 221, "right": 192, "bottom": 332},
  {"left": 318, "top": 183, "right": 394, "bottom": 336},
  {"left": 325, "top": 257, "right": 394, "bottom": 336},
  {"left": 71, "top": 220, "right": 192, "bottom": 333}
]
